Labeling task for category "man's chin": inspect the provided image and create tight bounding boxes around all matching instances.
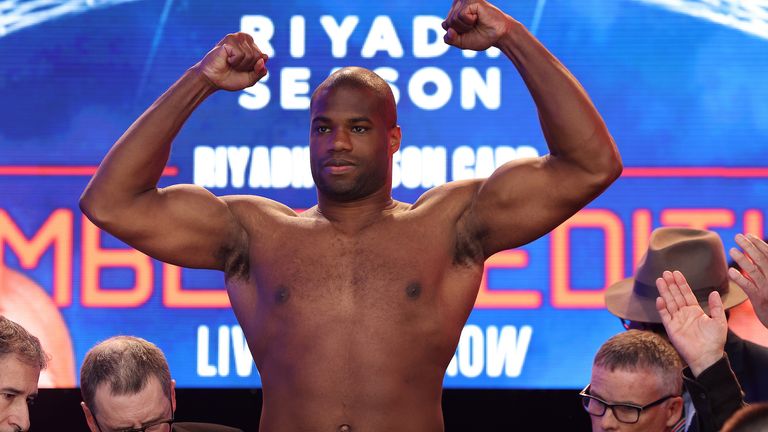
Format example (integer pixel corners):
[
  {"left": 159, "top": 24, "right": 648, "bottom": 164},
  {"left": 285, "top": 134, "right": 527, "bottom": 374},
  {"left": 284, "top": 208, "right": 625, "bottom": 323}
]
[{"left": 317, "top": 182, "right": 367, "bottom": 202}]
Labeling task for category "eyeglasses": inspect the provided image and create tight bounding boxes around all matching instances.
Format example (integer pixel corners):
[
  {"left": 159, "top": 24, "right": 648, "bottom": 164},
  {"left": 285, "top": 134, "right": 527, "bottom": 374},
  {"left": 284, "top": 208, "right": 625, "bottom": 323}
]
[
  {"left": 93, "top": 389, "right": 176, "bottom": 432},
  {"left": 619, "top": 318, "right": 666, "bottom": 334},
  {"left": 118, "top": 415, "right": 174, "bottom": 432},
  {"left": 95, "top": 407, "right": 174, "bottom": 432},
  {"left": 97, "top": 415, "right": 174, "bottom": 432},
  {"left": 579, "top": 384, "right": 679, "bottom": 424}
]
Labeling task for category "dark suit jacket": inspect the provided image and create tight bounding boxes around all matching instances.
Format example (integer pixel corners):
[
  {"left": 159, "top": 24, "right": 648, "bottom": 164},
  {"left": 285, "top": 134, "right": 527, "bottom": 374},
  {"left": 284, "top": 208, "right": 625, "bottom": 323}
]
[
  {"left": 684, "top": 330, "right": 768, "bottom": 431},
  {"left": 173, "top": 422, "right": 243, "bottom": 432},
  {"left": 725, "top": 329, "right": 768, "bottom": 403},
  {"left": 684, "top": 354, "right": 745, "bottom": 432}
]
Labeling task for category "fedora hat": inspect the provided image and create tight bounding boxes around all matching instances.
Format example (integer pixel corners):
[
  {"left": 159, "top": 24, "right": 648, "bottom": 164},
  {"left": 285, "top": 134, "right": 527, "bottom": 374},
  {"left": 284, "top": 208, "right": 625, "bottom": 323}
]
[{"left": 605, "top": 227, "right": 747, "bottom": 323}]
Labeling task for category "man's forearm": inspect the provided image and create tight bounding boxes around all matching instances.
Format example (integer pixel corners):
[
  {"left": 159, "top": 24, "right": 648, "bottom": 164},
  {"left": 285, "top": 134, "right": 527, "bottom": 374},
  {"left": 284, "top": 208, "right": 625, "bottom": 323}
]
[
  {"left": 81, "top": 69, "right": 216, "bottom": 215},
  {"left": 494, "top": 21, "right": 620, "bottom": 176}
]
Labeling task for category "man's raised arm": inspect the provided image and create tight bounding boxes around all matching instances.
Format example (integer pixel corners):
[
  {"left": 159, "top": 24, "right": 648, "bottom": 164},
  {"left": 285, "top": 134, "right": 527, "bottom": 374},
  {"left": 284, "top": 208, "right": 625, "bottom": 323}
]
[
  {"left": 80, "top": 33, "right": 268, "bottom": 271},
  {"left": 442, "top": 0, "right": 622, "bottom": 257}
]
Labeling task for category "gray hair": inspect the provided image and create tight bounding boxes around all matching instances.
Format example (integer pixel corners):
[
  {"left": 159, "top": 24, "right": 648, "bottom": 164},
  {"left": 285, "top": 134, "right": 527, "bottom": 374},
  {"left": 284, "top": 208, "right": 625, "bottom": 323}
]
[{"left": 593, "top": 330, "right": 683, "bottom": 395}]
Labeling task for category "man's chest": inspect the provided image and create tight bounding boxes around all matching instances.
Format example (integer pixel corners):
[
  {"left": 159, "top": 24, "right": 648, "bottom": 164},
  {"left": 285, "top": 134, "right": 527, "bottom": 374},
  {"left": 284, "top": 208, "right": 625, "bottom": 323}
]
[{"left": 247, "top": 218, "right": 480, "bottom": 311}]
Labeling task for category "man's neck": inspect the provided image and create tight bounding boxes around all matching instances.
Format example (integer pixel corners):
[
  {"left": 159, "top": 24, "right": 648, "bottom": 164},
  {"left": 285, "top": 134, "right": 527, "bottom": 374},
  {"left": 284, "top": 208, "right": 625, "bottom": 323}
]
[{"left": 316, "top": 189, "right": 399, "bottom": 232}]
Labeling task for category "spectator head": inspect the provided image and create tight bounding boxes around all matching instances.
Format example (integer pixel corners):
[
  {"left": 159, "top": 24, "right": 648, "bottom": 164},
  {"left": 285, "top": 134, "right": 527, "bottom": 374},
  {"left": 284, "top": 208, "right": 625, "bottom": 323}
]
[
  {"left": 582, "top": 330, "right": 684, "bottom": 432},
  {"left": 722, "top": 402, "right": 768, "bottom": 432},
  {"left": 605, "top": 227, "right": 746, "bottom": 332},
  {"left": 0, "top": 315, "right": 48, "bottom": 432},
  {"left": 80, "top": 336, "right": 175, "bottom": 432}
]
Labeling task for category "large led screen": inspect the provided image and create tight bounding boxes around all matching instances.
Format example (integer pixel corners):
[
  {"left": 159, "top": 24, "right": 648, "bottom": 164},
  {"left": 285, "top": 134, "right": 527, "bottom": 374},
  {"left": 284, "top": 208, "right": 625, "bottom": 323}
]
[{"left": 1, "top": 0, "right": 767, "bottom": 388}]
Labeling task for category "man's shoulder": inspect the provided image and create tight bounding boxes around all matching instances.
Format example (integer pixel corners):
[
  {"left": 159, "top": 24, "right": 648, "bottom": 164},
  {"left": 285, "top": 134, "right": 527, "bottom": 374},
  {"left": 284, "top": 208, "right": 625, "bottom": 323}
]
[
  {"left": 412, "top": 179, "right": 483, "bottom": 210},
  {"left": 222, "top": 194, "right": 299, "bottom": 220},
  {"left": 726, "top": 331, "right": 768, "bottom": 358},
  {"left": 172, "top": 422, "right": 244, "bottom": 432}
]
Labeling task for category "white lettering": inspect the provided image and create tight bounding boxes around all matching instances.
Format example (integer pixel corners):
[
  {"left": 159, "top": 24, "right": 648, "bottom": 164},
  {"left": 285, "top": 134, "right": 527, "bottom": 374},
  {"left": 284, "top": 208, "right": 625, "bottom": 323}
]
[
  {"left": 486, "top": 325, "right": 533, "bottom": 378},
  {"left": 451, "top": 145, "right": 541, "bottom": 180},
  {"left": 248, "top": 146, "right": 272, "bottom": 188},
  {"left": 451, "top": 146, "right": 476, "bottom": 181},
  {"left": 461, "top": 67, "right": 501, "bottom": 110},
  {"left": 392, "top": 146, "right": 447, "bottom": 189},
  {"left": 280, "top": 67, "right": 311, "bottom": 110},
  {"left": 217, "top": 325, "right": 230, "bottom": 377},
  {"left": 198, "top": 325, "right": 258, "bottom": 378},
  {"left": 290, "top": 15, "right": 306, "bottom": 58},
  {"left": 320, "top": 15, "right": 359, "bottom": 58},
  {"left": 227, "top": 146, "right": 251, "bottom": 188},
  {"left": 361, "top": 16, "right": 404, "bottom": 58},
  {"left": 196, "top": 326, "right": 216, "bottom": 377},
  {"left": 446, "top": 325, "right": 533, "bottom": 378},
  {"left": 238, "top": 72, "right": 271, "bottom": 111},
  {"left": 193, "top": 146, "right": 228, "bottom": 188},
  {"left": 458, "top": 325, "right": 485, "bottom": 378},
  {"left": 291, "top": 146, "right": 313, "bottom": 188},
  {"left": 270, "top": 146, "right": 294, "bottom": 188},
  {"left": 409, "top": 67, "right": 452, "bottom": 110},
  {"left": 413, "top": 16, "right": 450, "bottom": 58},
  {"left": 474, "top": 146, "right": 496, "bottom": 178},
  {"left": 240, "top": 15, "right": 275, "bottom": 58},
  {"left": 195, "top": 144, "right": 538, "bottom": 189}
]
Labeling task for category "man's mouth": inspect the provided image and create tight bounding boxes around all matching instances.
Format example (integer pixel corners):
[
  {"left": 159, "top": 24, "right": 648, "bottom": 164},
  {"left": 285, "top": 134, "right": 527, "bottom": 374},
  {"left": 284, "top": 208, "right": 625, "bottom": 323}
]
[{"left": 324, "top": 159, "right": 354, "bottom": 174}]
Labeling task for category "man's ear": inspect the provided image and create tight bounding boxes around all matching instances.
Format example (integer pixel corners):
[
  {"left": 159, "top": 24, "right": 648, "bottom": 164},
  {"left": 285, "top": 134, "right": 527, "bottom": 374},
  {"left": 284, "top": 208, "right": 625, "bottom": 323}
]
[
  {"left": 664, "top": 396, "right": 684, "bottom": 427},
  {"left": 389, "top": 126, "right": 401, "bottom": 154},
  {"left": 170, "top": 379, "right": 177, "bottom": 414},
  {"left": 81, "top": 402, "right": 99, "bottom": 432}
]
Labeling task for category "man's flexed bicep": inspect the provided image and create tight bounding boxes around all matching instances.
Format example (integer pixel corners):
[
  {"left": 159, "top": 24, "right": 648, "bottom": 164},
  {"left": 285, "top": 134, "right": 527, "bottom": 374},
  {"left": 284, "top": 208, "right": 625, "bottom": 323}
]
[
  {"left": 80, "top": 32, "right": 268, "bottom": 271},
  {"left": 467, "top": 150, "right": 619, "bottom": 258},
  {"left": 443, "top": 0, "right": 622, "bottom": 258},
  {"left": 81, "top": 183, "right": 247, "bottom": 271}
]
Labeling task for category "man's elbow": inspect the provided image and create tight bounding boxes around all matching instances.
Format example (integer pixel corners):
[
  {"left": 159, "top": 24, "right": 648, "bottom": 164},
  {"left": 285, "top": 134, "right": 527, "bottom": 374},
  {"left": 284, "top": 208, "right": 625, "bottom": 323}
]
[
  {"left": 590, "top": 135, "right": 623, "bottom": 187},
  {"left": 79, "top": 188, "right": 114, "bottom": 230},
  {"left": 602, "top": 148, "right": 623, "bottom": 185}
]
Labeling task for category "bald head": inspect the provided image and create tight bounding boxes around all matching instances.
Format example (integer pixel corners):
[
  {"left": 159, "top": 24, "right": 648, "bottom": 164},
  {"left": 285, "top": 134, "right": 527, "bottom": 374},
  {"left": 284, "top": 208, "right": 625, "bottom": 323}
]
[{"left": 311, "top": 67, "right": 397, "bottom": 128}]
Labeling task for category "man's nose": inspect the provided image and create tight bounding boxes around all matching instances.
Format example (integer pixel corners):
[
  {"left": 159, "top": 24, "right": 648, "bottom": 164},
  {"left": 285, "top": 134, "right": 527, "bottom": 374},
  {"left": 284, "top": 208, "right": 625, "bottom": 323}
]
[
  {"left": 331, "top": 129, "right": 352, "bottom": 152},
  {"left": 8, "top": 400, "right": 31, "bottom": 431},
  {"left": 598, "top": 407, "right": 621, "bottom": 431}
]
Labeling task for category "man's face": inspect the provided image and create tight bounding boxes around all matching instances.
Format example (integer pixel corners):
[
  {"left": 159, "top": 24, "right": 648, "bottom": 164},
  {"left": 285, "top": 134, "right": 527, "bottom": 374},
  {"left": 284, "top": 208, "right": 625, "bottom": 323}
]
[
  {"left": 0, "top": 354, "right": 40, "bottom": 432},
  {"left": 309, "top": 85, "right": 400, "bottom": 202},
  {"left": 83, "top": 377, "right": 175, "bottom": 432},
  {"left": 588, "top": 365, "right": 681, "bottom": 432}
]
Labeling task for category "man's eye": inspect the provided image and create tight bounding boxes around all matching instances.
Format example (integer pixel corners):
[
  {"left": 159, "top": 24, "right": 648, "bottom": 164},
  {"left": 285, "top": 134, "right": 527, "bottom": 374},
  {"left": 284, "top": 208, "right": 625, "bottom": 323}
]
[
  {"left": 351, "top": 126, "right": 367, "bottom": 133},
  {"left": 316, "top": 126, "right": 330, "bottom": 133}
]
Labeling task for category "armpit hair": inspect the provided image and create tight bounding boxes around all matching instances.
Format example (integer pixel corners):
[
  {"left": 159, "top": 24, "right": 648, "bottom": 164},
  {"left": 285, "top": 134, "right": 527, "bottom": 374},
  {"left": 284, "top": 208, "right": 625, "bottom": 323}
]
[
  {"left": 217, "top": 232, "right": 250, "bottom": 281},
  {"left": 452, "top": 209, "right": 486, "bottom": 267}
]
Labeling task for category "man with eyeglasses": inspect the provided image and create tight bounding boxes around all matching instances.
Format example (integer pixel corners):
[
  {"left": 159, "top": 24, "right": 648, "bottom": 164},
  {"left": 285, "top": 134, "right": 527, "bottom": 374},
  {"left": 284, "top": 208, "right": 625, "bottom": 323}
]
[
  {"left": 582, "top": 270, "right": 747, "bottom": 432},
  {"left": 583, "top": 329, "right": 686, "bottom": 431},
  {"left": 80, "top": 336, "right": 242, "bottom": 432},
  {"left": 0, "top": 315, "right": 48, "bottom": 432}
]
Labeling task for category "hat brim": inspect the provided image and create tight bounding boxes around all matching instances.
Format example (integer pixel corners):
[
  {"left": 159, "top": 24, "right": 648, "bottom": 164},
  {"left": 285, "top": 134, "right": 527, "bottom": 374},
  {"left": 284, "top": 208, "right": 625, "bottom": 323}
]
[{"left": 605, "top": 277, "right": 748, "bottom": 323}]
